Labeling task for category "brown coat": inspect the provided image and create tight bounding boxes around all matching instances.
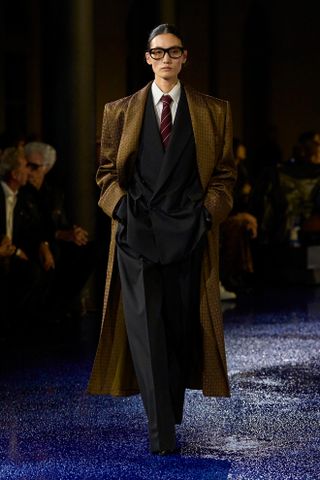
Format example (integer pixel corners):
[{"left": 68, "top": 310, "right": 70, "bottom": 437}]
[{"left": 88, "top": 82, "right": 236, "bottom": 397}]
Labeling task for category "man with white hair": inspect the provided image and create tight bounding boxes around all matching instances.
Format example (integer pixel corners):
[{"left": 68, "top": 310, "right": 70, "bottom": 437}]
[
  {"left": 0, "top": 147, "right": 45, "bottom": 336},
  {"left": 23, "top": 142, "right": 94, "bottom": 322},
  {"left": 24, "top": 142, "right": 89, "bottom": 249}
]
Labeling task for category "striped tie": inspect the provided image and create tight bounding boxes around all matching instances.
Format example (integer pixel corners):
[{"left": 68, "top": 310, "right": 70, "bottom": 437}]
[{"left": 160, "top": 95, "right": 173, "bottom": 149}]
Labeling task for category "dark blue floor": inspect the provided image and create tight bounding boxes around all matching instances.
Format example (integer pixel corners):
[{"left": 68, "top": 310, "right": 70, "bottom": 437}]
[{"left": 1, "top": 286, "right": 319, "bottom": 479}]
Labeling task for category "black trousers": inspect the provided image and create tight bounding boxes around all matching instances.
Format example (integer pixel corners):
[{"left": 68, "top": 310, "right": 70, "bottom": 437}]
[
  {"left": 117, "top": 237, "right": 204, "bottom": 452},
  {"left": 0, "top": 256, "right": 43, "bottom": 336}
]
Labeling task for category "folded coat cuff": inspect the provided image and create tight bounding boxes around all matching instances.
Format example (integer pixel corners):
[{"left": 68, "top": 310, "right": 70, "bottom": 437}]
[{"left": 98, "top": 183, "right": 126, "bottom": 219}]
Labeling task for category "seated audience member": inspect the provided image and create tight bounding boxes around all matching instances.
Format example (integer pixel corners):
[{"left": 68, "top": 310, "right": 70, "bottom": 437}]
[
  {"left": 220, "top": 139, "right": 258, "bottom": 294},
  {"left": 0, "top": 147, "right": 47, "bottom": 336},
  {"left": 289, "top": 130, "right": 320, "bottom": 165},
  {"left": 232, "top": 138, "right": 252, "bottom": 210},
  {"left": 252, "top": 134, "right": 320, "bottom": 248},
  {"left": 23, "top": 142, "right": 95, "bottom": 321},
  {"left": 287, "top": 137, "right": 320, "bottom": 245}
]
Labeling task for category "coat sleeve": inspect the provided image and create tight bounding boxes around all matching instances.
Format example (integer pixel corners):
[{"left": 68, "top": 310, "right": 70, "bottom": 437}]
[
  {"left": 96, "top": 103, "right": 127, "bottom": 219},
  {"left": 203, "top": 101, "right": 237, "bottom": 228}
]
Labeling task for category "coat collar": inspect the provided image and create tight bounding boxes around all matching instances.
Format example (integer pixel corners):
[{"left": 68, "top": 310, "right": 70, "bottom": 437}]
[
  {"left": 184, "top": 85, "right": 217, "bottom": 189},
  {"left": 117, "top": 83, "right": 151, "bottom": 179}
]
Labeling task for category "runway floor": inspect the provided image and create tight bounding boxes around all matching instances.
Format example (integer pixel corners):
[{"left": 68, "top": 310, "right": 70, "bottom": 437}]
[{"left": 0, "top": 286, "right": 319, "bottom": 479}]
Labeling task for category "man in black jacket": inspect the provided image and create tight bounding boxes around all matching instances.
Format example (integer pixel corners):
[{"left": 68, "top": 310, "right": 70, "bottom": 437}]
[{"left": 0, "top": 147, "right": 45, "bottom": 336}]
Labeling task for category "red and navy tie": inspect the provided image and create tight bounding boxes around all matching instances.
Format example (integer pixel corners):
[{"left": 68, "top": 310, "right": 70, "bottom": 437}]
[{"left": 160, "top": 95, "right": 173, "bottom": 149}]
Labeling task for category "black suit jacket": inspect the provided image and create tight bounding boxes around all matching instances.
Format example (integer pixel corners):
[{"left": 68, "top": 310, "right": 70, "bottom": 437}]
[
  {"left": 116, "top": 88, "right": 209, "bottom": 264},
  {"left": 0, "top": 184, "right": 42, "bottom": 259}
]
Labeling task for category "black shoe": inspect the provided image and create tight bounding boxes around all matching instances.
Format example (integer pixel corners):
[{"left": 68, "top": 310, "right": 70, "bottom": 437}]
[{"left": 152, "top": 448, "right": 178, "bottom": 456}]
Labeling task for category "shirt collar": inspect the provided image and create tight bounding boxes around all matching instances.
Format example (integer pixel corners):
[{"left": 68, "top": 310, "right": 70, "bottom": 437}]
[
  {"left": 151, "top": 80, "right": 181, "bottom": 106},
  {"left": 1, "top": 181, "right": 17, "bottom": 199}
]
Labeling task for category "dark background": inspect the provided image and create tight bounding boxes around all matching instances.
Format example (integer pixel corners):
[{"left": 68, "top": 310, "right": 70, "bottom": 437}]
[{"left": 1, "top": 0, "right": 320, "bottom": 235}]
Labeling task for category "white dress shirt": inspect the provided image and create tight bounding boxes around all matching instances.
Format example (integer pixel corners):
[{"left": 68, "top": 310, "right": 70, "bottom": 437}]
[
  {"left": 151, "top": 81, "right": 181, "bottom": 127},
  {"left": 1, "top": 181, "right": 17, "bottom": 240}
]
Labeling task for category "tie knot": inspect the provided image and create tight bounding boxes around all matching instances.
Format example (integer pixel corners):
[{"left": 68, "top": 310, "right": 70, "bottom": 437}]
[{"left": 162, "top": 95, "right": 172, "bottom": 106}]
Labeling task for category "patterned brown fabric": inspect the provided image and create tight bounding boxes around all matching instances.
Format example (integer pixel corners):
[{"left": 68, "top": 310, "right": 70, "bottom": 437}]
[{"left": 88, "top": 82, "right": 236, "bottom": 397}]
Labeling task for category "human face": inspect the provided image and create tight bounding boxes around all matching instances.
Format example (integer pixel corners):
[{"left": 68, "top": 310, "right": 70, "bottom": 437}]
[
  {"left": 27, "top": 151, "right": 47, "bottom": 190},
  {"left": 145, "top": 33, "right": 187, "bottom": 85},
  {"left": 12, "top": 155, "right": 30, "bottom": 187}
]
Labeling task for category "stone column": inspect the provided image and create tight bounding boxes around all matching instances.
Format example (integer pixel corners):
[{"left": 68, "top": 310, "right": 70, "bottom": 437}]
[
  {"left": 0, "top": 2, "right": 5, "bottom": 135},
  {"left": 159, "top": 0, "right": 176, "bottom": 23},
  {"left": 42, "top": 0, "right": 96, "bottom": 238}
]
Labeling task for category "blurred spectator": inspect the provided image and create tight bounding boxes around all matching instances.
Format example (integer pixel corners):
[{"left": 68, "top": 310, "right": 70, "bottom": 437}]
[
  {"left": 220, "top": 139, "right": 258, "bottom": 293},
  {"left": 0, "top": 147, "right": 44, "bottom": 336},
  {"left": 23, "top": 142, "right": 96, "bottom": 322},
  {"left": 251, "top": 133, "right": 320, "bottom": 247},
  {"left": 289, "top": 130, "right": 320, "bottom": 165},
  {"left": 232, "top": 138, "right": 252, "bottom": 211}
]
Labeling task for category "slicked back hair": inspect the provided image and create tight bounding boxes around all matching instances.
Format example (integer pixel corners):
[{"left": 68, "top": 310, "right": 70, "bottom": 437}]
[{"left": 147, "top": 24, "right": 184, "bottom": 50}]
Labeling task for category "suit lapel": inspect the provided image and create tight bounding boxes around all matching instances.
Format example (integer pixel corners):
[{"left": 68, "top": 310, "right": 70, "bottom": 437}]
[
  {"left": 184, "top": 85, "right": 217, "bottom": 189},
  {"left": 152, "top": 88, "right": 193, "bottom": 195},
  {"left": 143, "top": 89, "right": 164, "bottom": 159}
]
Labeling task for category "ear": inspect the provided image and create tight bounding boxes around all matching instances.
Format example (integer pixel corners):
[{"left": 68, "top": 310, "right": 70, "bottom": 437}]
[
  {"left": 145, "top": 52, "right": 152, "bottom": 65},
  {"left": 182, "top": 49, "right": 188, "bottom": 64}
]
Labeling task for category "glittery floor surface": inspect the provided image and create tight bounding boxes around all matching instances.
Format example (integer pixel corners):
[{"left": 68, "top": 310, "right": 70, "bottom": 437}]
[{"left": 0, "top": 286, "right": 319, "bottom": 479}]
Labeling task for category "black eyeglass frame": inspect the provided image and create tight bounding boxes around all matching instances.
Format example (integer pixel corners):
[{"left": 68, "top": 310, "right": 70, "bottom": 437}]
[
  {"left": 147, "top": 46, "right": 185, "bottom": 60},
  {"left": 27, "top": 162, "right": 45, "bottom": 171}
]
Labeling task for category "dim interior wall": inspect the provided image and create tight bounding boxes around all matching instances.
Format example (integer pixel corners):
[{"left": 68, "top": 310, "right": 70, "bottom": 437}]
[
  {"left": 214, "top": 0, "right": 247, "bottom": 142},
  {"left": 176, "top": 0, "right": 246, "bottom": 143},
  {"left": 210, "top": 0, "right": 320, "bottom": 160},
  {"left": 176, "top": 0, "right": 211, "bottom": 93},
  {"left": 95, "top": 1, "right": 129, "bottom": 138},
  {"left": 270, "top": 1, "right": 320, "bottom": 159},
  {"left": 0, "top": 3, "right": 5, "bottom": 134},
  {"left": 2, "top": 0, "right": 314, "bottom": 163},
  {"left": 1, "top": 0, "right": 43, "bottom": 141},
  {"left": 27, "top": 0, "right": 42, "bottom": 137}
]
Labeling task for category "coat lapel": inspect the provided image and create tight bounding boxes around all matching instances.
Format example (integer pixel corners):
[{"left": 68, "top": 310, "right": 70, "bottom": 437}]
[
  {"left": 184, "top": 85, "right": 217, "bottom": 190},
  {"left": 143, "top": 89, "right": 164, "bottom": 160},
  {"left": 117, "top": 83, "right": 151, "bottom": 178}
]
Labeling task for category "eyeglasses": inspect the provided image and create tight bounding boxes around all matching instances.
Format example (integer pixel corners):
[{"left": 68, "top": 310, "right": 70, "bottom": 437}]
[
  {"left": 148, "top": 46, "right": 185, "bottom": 60},
  {"left": 27, "top": 162, "right": 45, "bottom": 171}
]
